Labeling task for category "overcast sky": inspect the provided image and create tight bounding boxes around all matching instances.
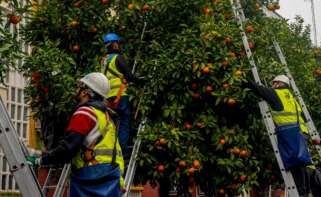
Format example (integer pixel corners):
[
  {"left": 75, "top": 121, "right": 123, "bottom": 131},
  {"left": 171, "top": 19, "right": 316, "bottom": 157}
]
[{"left": 277, "top": 0, "right": 321, "bottom": 46}]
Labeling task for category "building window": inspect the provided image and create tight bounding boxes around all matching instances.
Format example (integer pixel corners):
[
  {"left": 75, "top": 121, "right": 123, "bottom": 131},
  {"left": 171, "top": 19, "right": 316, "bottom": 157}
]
[
  {"left": 17, "top": 106, "right": 22, "bottom": 121},
  {"left": 17, "top": 89, "right": 22, "bottom": 103},
  {"left": 16, "top": 123, "right": 21, "bottom": 136},
  {"left": 2, "top": 158, "right": 6, "bottom": 172},
  {"left": 23, "top": 123, "right": 27, "bottom": 138},
  {"left": 1, "top": 175, "right": 6, "bottom": 190},
  {"left": 10, "top": 104, "right": 15, "bottom": 119},
  {"left": 23, "top": 108, "right": 28, "bottom": 121},
  {"left": 10, "top": 87, "right": 15, "bottom": 102},
  {"left": 8, "top": 175, "right": 13, "bottom": 190}
]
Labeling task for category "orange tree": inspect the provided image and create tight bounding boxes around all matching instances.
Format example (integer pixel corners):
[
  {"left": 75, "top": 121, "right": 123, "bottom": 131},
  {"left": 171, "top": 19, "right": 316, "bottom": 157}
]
[
  {"left": 114, "top": 0, "right": 288, "bottom": 196},
  {"left": 116, "top": 0, "right": 321, "bottom": 196},
  {"left": 13, "top": 0, "right": 321, "bottom": 196}
]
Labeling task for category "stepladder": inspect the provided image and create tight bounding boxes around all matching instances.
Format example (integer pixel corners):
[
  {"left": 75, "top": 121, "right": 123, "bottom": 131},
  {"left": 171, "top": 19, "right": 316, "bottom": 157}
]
[
  {"left": 0, "top": 95, "right": 71, "bottom": 197},
  {"left": 0, "top": 96, "right": 45, "bottom": 197},
  {"left": 124, "top": 118, "right": 147, "bottom": 197},
  {"left": 40, "top": 164, "right": 71, "bottom": 197},
  {"left": 228, "top": 0, "right": 320, "bottom": 196}
]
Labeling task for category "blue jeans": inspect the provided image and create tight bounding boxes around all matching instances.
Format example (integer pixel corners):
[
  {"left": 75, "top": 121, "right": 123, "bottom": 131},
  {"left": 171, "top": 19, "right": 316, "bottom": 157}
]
[{"left": 109, "top": 96, "right": 131, "bottom": 156}]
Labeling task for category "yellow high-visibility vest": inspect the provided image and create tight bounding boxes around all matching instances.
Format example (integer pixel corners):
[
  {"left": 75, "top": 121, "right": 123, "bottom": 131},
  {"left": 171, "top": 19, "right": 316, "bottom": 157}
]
[
  {"left": 271, "top": 89, "right": 308, "bottom": 134},
  {"left": 71, "top": 107, "right": 124, "bottom": 185},
  {"left": 102, "top": 54, "right": 128, "bottom": 98}
]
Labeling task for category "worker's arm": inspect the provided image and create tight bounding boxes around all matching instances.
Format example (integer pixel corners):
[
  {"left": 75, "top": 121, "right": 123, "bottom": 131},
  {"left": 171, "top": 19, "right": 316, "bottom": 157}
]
[
  {"left": 41, "top": 106, "right": 97, "bottom": 165},
  {"left": 116, "top": 55, "right": 144, "bottom": 85},
  {"left": 41, "top": 132, "right": 85, "bottom": 165},
  {"left": 246, "top": 81, "right": 283, "bottom": 111},
  {"left": 116, "top": 55, "right": 134, "bottom": 81}
]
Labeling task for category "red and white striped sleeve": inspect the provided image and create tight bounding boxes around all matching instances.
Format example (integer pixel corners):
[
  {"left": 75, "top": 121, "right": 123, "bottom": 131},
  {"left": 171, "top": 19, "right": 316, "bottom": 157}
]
[{"left": 65, "top": 106, "right": 98, "bottom": 136}]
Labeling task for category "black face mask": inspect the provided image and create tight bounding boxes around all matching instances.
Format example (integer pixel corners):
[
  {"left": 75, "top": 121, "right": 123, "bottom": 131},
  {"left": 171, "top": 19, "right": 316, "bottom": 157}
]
[
  {"left": 75, "top": 82, "right": 87, "bottom": 101},
  {"left": 106, "top": 42, "right": 125, "bottom": 54},
  {"left": 74, "top": 87, "right": 87, "bottom": 103}
]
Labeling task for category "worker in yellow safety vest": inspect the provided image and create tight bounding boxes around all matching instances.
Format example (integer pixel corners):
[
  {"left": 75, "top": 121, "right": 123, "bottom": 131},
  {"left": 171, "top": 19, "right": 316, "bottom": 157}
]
[
  {"left": 26, "top": 72, "right": 125, "bottom": 197},
  {"left": 246, "top": 74, "right": 321, "bottom": 197},
  {"left": 101, "top": 33, "right": 144, "bottom": 157}
]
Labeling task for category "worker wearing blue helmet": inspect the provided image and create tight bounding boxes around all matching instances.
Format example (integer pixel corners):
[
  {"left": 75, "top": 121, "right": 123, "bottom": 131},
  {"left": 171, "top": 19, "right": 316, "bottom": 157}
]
[
  {"left": 101, "top": 33, "right": 143, "bottom": 157},
  {"left": 103, "top": 33, "right": 122, "bottom": 44}
]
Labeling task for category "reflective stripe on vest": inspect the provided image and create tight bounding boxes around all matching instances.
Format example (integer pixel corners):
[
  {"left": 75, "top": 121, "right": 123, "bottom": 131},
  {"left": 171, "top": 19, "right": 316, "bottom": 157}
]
[
  {"left": 71, "top": 107, "right": 124, "bottom": 174},
  {"left": 103, "top": 54, "right": 128, "bottom": 98},
  {"left": 271, "top": 89, "right": 308, "bottom": 134},
  {"left": 94, "top": 149, "right": 122, "bottom": 157}
]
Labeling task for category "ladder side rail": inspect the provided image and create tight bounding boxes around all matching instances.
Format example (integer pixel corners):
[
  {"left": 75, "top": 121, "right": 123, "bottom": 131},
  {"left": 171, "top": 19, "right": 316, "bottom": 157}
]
[
  {"left": 0, "top": 124, "right": 45, "bottom": 197},
  {"left": 273, "top": 41, "right": 321, "bottom": 155},
  {"left": 12, "top": 126, "right": 44, "bottom": 196},
  {"left": 235, "top": 0, "right": 247, "bottom": 22},
  {"left": 124, "top": 118, "right": 147, "bottom": 197},
  {"left": 0, "top": 97, "right": 45, "bottom": 197},
  {"left": 229, "top": 1, "right": 300, "bottom": 196},
  {"left": 132, "top": 21, "right": 147, "bottom": 75},
  {"left": 53, "top": 164, "right": 71, "bottom": 197},
  {"left": 124, "top": 118, "right": 146, "bottom": 187},
  {"left": 124, "top": 139, "right": 141, "bottom": 197}
]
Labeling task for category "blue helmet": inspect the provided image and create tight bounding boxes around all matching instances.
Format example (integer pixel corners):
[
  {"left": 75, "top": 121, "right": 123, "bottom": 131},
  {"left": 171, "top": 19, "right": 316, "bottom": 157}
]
[{"left": 103, "top": 33, "right": 121, "bottom": 44}]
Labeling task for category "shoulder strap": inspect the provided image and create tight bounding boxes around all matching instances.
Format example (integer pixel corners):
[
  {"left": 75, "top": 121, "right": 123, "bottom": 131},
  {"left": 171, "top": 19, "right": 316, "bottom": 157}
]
[
  {"left": 293, "top": 99, "right": 300, "bottom": 124},
  {"left": 111, "top": 117, "right": 119, "bottom": 167},
  {"left": 104, "top": 54, "right": 124, "bottom": 79}
]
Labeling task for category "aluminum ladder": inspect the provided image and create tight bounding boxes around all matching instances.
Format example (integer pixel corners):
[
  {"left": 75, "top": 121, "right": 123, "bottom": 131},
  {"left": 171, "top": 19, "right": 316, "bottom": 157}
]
[
  {"left": 0, "top": 95, "right": 70, "bottom": 197},
  {"left": 0, "top": 96, "right": 45, "bottom": 197},
  {"left": 124, "top": 118, "right": 147, "bottom": 197},
  {"left": 229, "top": 0, "right": 300, "bottom": 196},
  {"left": 41, "top": 164, "right": 70, "bottom": 197}
]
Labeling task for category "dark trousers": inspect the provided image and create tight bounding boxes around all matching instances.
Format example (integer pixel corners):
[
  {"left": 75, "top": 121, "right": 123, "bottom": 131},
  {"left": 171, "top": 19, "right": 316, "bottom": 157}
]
[
  {"left": 109, "top": 96, "right": 131, "bottom": 157},
  {"left": 291, "top": 166, "right": 321, "bottom": 197},
  {"left": 290, "top": 166, "right": 310, "bottom": 196},
  {"left": 309, "top": 168, "right": 321, "bottom": 197}
]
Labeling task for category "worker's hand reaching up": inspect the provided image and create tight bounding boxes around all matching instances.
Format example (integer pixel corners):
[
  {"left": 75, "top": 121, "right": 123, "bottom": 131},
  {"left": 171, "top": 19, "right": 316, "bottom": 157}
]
[{"left": 26, "top": 155, "right": 41, "bottom": 166}]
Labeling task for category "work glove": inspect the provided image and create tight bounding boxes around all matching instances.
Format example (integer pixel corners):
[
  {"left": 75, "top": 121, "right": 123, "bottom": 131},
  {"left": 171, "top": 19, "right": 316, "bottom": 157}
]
[{"left": 26, "top": 155, "right": 41, "bottom": 166}]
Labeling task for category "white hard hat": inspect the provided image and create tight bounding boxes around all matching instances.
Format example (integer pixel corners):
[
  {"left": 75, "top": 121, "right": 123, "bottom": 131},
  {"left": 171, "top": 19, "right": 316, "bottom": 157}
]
[
  {"left": 79, "top": 72, "right": 110, "bottom": 98},
  {"left": 272, "top": 75, "right": 290, "bottom": 86}
]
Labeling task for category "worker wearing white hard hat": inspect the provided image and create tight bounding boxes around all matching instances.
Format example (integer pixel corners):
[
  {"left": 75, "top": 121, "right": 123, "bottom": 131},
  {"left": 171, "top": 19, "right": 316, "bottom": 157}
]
[
  {"left": 271, "top": 74, "right": 290, "bottom": 86},
  {"left": 245, "top": 74, "right": 318, "bottom": 196},
  {"left": 27, "top": 72, "right": 125, "bottom": 197}
]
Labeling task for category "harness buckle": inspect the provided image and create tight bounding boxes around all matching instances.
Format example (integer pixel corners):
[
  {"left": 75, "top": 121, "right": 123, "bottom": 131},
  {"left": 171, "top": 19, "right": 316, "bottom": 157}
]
[{"left": 83, "top": 147, "right": 98, "bottom": 165}]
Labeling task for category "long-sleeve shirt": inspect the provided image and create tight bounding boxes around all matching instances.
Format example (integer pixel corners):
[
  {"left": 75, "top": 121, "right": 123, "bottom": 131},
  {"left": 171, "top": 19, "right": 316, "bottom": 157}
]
[
  {"left": 41, "top": 100, "right": 107, "bottom": 165},
  {"left": 246, "top": 82, "right": 283, "bottom": 111},
  {"left": 115, "top": 54, "right": 136, "bottom": 82}
]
